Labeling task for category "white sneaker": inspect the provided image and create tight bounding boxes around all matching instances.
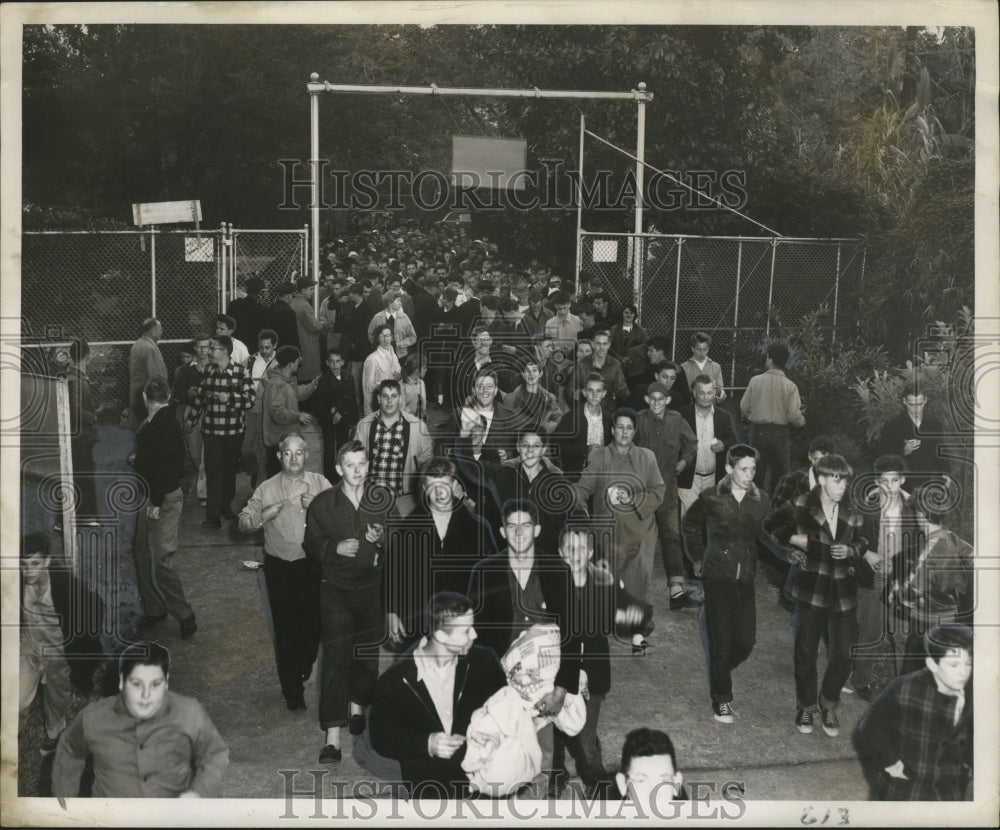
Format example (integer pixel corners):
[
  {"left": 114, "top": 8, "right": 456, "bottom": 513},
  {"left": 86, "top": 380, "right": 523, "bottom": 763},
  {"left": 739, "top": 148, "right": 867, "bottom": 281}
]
[{"left": 713, "top": 701, "right": 735, "bottom": 724}]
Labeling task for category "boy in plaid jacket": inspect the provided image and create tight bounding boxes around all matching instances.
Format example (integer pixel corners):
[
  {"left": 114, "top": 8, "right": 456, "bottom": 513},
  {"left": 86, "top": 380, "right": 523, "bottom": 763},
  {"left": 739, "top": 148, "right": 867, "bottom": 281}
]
[{"left": 763, "top": 454, "right": 872, "bottom": 738}]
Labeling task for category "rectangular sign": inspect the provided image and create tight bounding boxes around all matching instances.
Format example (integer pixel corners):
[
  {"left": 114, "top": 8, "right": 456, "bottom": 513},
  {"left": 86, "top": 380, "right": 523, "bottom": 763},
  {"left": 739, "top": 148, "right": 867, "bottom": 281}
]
[
  {"left": 132, "top": 199, "right": 202, "bottom": 226},
  {"left": 451, "top": 136, "right": 527, "bottom": 191},
  {"left": 185, "top": 237, "right": 214, "bottom": 262},
  {"left": 592, "top": 239, "right": 619, "bottom": 263}
]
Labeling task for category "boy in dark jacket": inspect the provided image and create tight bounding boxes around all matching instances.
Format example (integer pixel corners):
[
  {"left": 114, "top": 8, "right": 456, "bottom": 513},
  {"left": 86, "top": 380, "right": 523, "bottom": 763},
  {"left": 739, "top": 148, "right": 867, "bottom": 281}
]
[
  {"left": 370, "top": 592, "right": 505, "bottom": 798},
  {"left": 552, "top": 525, "right": 645, "bottom": 797},
  {"left": 132, "top": 376, "right": 197, "bottom": 639},
  {"left": 682, "top": 444, "right": 770, "bottom": 725}
]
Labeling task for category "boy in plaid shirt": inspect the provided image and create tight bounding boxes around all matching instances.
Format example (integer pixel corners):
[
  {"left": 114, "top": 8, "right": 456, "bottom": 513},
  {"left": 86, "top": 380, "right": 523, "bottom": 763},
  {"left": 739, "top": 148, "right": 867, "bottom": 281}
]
[
  {"left": 763, "top": 453, "right": 872, "bottom": 739},
  {"left": 857, "top": 623, "right": 973, "bottom": 800},
  {"left": 186, "top": 335, "right": 255, "bottom": 527}
]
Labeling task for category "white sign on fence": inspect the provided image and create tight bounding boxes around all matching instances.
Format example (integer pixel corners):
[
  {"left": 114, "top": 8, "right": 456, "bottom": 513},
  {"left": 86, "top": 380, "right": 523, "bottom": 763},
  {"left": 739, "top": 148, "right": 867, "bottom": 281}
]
[
  {"left": 592, "top": 239, "right": 619, "bottom": 262},
  {"left": 185, "top": 237, "right": 214, "bottom": 262},
  {"left": 132, "top": 200, "right": 202, "bottom": 226}
]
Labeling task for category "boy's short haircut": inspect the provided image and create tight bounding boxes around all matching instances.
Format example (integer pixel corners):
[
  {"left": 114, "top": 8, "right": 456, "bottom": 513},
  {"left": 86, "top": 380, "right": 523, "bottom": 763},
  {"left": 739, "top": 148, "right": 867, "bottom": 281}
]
[
  {"left": 766, "top": 343, "right": 790, "bottom": 368},
  {"left": 924, "top": 622, "right": 973, "bottom": 662},
  {"left": 501, "top": 497, "right": 539, "bottom": 526},
  {"left": 808, "top": 434, "right": 836, "bottom": 455},
  {"left": 549, "top": 290, "right": 570, "bottom": 306},
  {"left": 647, "top": 336, "right": 671, "bottom": 354},
  {"left": 814, "top": 453, "right": 853, "bottom": 478},
  {"left": 471, "top": 325, "right": 489, "bottom": 340},
  {"left": 258, "top": 329, "right": 278, "bottom": 345},
  {"left": 422, "top": 456, "right": 459, "bottom": 483},
  {"left": 119, "top": 641, "right": 171, "bottom": 681},
  {"left": 726, "top": 443, "right": 759, "bottom": 466},
  {"left": 612, "top": 407, "right": 638, "bottom": 430},
  {"left": 873, "top": 454, "right": 908, "bottom": 475},
  {"left": 558, "top": 524, "right": 595, "bottom": 549},
  {"left": 179, "top": 341, "right": 196, "bottom": 357},
  {"left": 143, "top": 376, "right": 171, "bottom": 403},
  {"left": 690, "top": 331, "right": 712, "bottom": 347},
  {"left": 480, "top": 295, "right": 500, "bottom": 311},
  {"left": 584, "top": 372, "right": 606, "bottom": 388},
  {"left": 325, "top": 346, "right": 345, "bottom": 360},
  {"left": 577, "top": 304, "right": 596, "bottom": 318},
  {"left": 376, "top": 378, "right": 401, "bottom": 395},
  {"left": 620, "top": 727, "right": 678, "bottom": 775},
  {"left": 215, "top": 313, "right": 237, "bottom": 332},
  {"left": 336, "top": 439, "right": 367, "bottom": 466},
  {"left": 527, "top": 289, "right": 544, "bottom": 303},
  {"left": 212, "top": 335, "right": 234, "bottom": 356},
  {"left": 516, "top": 429, "right": 547, "bottom": 447},
  {"left": 22, "top": 531, "right": 51, "bottom": 559},
  {"left": 690, "top": 373, "right": 714, "bottom": 390},
  {"left": 426, "top": 592, "right": 474, "bottom": 636}
]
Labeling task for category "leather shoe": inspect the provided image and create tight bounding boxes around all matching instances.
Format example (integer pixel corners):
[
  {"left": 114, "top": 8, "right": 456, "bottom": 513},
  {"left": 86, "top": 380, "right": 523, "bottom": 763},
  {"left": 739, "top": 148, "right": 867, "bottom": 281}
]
[
  {"left": 348, "top": 713, "right": 366, "bottom": 736},
  {"left": 631, "top": 639, "right": 649, "bottom": 656},
  {"left": 179, "top": 616, "right": 198, "bottom": 640},
  {"left": 286, "top": 695, "right": 307, "bottom": 712},
  {"left": 669, "top": 591, "right": 702, "bottom": 610},
  {"left": 137, "top": 614, "right": 167, "bottom": 630},
  {"left": 319, "top": 744, "right": 342, "bottom": 764}
]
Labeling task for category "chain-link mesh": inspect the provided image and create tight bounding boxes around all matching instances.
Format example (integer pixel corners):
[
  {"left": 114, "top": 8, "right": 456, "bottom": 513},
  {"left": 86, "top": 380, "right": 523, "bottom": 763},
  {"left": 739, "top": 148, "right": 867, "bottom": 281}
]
[
  {"left": 231, "top": 230, "right": 307, "bottom": 307},
  {"left": 22, "top": 227, "right": 308, "bottom": 414},
  {"left": 579, "top": 232, "right": 866, "bottom": 389}
]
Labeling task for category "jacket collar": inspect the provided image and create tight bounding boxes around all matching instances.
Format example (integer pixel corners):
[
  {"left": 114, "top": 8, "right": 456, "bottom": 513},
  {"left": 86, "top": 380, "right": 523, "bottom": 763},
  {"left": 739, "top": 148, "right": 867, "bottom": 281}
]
[{"left": 717, "top": 473, "right": 762, "bottom": 501}]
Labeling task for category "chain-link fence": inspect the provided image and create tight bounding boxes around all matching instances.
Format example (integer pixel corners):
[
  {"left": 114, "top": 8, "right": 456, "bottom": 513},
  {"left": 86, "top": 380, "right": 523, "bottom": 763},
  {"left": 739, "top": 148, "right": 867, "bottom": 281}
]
[
  {"left": 22, "top": 227, "right": 308, "bottom": 414},
  {"left": 578, "top": 232, "right": 866, "bottom": 389}
]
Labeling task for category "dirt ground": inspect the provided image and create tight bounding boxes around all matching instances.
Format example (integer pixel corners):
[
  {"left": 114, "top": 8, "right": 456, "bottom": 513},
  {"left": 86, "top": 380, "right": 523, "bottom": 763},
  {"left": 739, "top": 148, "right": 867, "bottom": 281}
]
[{"left": 18, "top": 416, "right": 898, "bottom": 809}]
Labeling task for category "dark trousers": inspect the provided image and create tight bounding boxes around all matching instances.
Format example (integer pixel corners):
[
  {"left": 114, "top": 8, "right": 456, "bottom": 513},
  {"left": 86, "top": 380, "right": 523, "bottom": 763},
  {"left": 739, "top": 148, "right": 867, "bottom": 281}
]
[
  {"left": 794, "top": 603, "right": 856, "bottom": 712},
  {"left": 263, "top": 553, "right": 321, "bottom": 703},
  {"left": 71, "top": 437, "right": 99, "bottom": 518},
  {"left": 653, "top": 486, "right": 685, "bottom": 584},
  {"left": 318, "top": 580, "right": 383, "bottom": 729},
  {"left": 265, "top": 443, "right": 281, "bottom": 479},
  {"left": 552, "top": 692, "right": 607, "bottom": 789},
  {"left": 702, "top": 579, "right": 756, "bottom": 704},
  {"left": 748, "top": 422, "right": 790, "bottom": 490},
  {"left": 202, "top": 432, "right": 243, "bottom": 520}
]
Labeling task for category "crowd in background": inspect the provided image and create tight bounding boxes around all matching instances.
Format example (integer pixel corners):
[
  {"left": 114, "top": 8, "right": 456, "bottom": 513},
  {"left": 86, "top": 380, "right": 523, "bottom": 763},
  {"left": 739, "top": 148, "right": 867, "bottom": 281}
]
[{"left": 26, "top": 216, "right": 974, "bottom": 803}]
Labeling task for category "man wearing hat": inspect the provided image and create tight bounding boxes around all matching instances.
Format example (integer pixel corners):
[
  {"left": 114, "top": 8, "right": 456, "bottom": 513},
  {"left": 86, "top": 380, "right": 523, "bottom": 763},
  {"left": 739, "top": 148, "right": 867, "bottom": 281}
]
[
  {"left": 263, "top": 282, "right": 300, "bottom": 354},
  {"left": 290, "top": 276, "right": 327, "bottom": 383},
  {"left": 227, "top": 276, "right": 267, "bottom": 347},
  {"left": 635, "top": 381, "right": 699, "bottom": 610}
]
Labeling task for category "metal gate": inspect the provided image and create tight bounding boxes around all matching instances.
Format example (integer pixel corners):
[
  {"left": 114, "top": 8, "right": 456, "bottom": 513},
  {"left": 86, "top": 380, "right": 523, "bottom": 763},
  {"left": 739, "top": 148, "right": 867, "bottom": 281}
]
[{"left": 578, "top": 231, "right": 866, "bottom": 389}]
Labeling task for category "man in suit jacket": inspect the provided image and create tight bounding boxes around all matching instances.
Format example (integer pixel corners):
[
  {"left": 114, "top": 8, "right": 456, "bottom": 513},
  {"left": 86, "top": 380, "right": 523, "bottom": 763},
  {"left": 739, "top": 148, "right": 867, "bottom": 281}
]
[
  {"left": 370, "top": 592, "right": 506, "bottom": 798},
  {"left": 677, "top": 375, "right": 741, "bottom": 519}
]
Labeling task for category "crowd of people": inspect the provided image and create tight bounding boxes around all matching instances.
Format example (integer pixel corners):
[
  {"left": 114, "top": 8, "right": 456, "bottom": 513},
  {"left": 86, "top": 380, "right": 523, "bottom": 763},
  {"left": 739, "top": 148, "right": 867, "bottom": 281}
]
[{"left": 24, "top": 218, "right": 974, "bottom": 803}]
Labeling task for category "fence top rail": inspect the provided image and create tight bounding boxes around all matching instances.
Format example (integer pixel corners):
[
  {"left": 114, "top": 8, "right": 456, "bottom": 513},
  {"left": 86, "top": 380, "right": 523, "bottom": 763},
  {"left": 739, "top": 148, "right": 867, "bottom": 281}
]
[
  {"left": 230, "top": 229, "right": 308, "bottom": 235},
  {"left": 23, "top": 229, "right": 222, "bottom": 236},
  {"left": 21, "top": 339, "right": 192, "bottom": 348},
  {"left": 580, "top": 231, "right": 864, "bottom": 243},
  {"left": 24, "top": 227, "right": 306, "bottom": 236}
]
